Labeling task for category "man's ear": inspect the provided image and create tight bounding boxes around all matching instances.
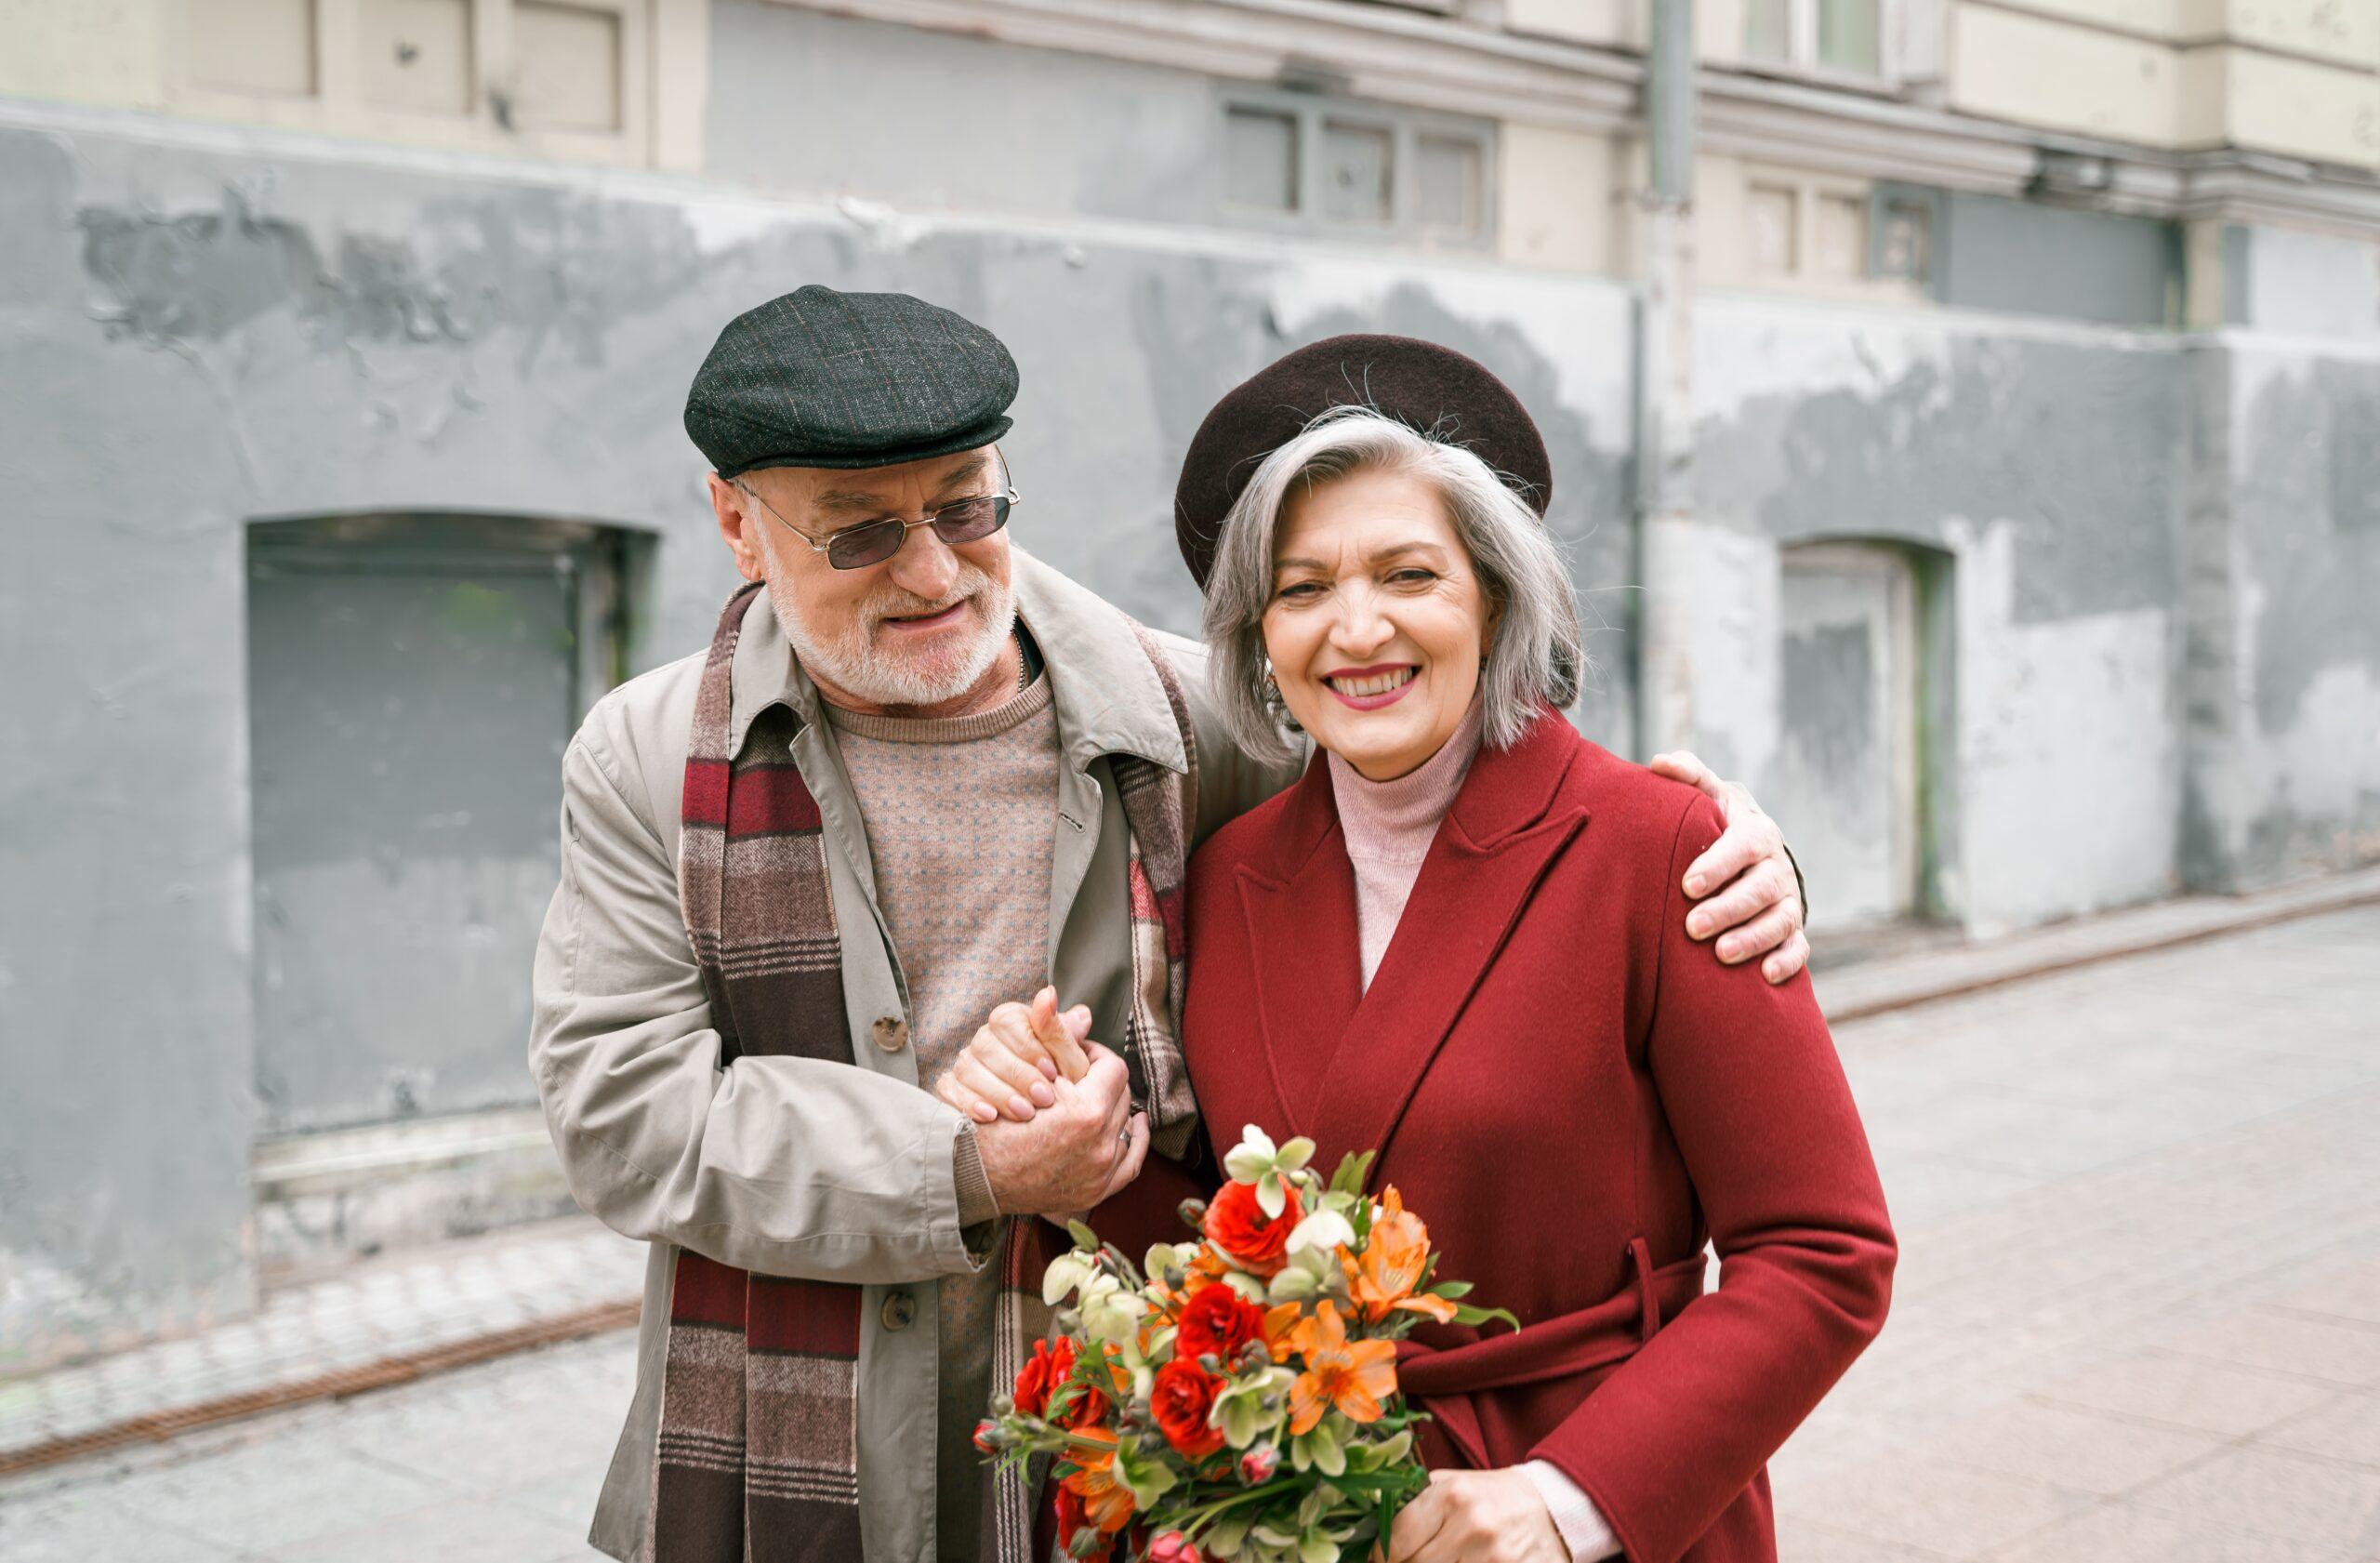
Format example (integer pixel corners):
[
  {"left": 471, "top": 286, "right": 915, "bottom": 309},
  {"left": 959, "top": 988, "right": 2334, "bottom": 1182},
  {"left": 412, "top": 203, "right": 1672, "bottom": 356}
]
[{"left": 707, "top": 473, "right": 765, "bottom": 582}]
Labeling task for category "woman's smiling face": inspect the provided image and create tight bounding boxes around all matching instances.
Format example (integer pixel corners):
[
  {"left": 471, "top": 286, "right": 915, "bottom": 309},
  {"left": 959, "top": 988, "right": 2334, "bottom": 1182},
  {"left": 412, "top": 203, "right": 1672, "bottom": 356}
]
[{"left": 1262, "top": 467, "right": 1493, "bottom": 782}]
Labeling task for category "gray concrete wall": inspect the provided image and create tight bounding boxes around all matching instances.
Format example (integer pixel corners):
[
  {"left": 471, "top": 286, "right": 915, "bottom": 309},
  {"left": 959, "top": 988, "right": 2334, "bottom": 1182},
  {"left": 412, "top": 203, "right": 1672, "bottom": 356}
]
[
  {"left": 0, "top": 106, "right": 1637, "bottom": 1362},
  {"left": 704, "top": 2, "right": 1224, "bottom": 224},
  {"left": 4, "top": 6, "right": 2375, "bottom": 1358},
  {"left": 1689, "top": 297, "right": 2191, "bottom": 934},
  {"left": 2182, "top": 338, "right": 2380, "bottom": 888}
]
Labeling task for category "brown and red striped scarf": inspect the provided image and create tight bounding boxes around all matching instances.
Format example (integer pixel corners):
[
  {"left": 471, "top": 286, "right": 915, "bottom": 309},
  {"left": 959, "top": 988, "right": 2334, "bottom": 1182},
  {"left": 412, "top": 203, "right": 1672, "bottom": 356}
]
[{"left": 654, "top": 581, "right": 1197, "bottom": 1563}]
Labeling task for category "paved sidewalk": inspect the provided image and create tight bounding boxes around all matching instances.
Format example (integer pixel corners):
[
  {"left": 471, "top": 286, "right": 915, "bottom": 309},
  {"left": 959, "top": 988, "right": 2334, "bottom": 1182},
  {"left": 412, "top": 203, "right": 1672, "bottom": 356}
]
[
  {"left": 3, "top": 906, "right": 2376, "bottom": 1560},
  {"left": 0, "top": 1217, "right": 642, "bottom": 1471}
]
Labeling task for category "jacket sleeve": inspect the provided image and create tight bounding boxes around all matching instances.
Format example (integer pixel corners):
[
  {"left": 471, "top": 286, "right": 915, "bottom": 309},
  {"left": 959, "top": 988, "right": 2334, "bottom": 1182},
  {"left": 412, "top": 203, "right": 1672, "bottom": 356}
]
[
  {"left": 530, "top": 731, "right": 987, "bottom": 1285},
  {"left": 1532, "top": 796, "right": 1896, "bottom": 1563}
]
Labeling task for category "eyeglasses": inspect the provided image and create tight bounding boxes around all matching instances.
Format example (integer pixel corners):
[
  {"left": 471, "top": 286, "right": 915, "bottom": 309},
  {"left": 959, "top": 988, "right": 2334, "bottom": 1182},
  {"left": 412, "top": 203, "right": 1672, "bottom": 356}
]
[{"left": 735, "top": 478, "right": 1022, "bottom": 571}]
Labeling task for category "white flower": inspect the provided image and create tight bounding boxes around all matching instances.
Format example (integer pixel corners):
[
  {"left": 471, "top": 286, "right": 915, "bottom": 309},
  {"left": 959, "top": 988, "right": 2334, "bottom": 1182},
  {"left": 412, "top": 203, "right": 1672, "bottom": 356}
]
[
  {"left": 1080, "top": 1274, "right": 1150, "bottom": 1344},
  {"left": 1285, "top": 1209, "right": 1356, "bottom": 1257},
  {"left": 1041, "top": 1252, "right": 1094, "bottom": 1308}
]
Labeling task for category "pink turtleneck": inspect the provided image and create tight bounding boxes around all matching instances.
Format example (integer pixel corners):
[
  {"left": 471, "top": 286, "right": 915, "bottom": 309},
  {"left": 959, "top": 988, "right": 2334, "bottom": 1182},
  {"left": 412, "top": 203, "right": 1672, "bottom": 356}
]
[
  {"left": 1327, "top": 696, "right": 1486, "bottom": 991},
  {"left": 1322, "top": 696, "right": 1623, "bottom": 1562}
]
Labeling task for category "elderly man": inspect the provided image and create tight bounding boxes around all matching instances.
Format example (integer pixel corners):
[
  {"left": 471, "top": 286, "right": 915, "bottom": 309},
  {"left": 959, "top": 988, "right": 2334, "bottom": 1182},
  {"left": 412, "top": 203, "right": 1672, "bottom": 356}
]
[{"left": 529, "top": 286, "right": 1809, "bottom": 1563}]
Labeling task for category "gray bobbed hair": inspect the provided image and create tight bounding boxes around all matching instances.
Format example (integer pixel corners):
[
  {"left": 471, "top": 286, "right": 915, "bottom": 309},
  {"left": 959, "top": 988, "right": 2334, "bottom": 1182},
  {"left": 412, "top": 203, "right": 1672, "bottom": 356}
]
[{"left": 1200, "top": 407, "right": 1585, "bottom": 764}]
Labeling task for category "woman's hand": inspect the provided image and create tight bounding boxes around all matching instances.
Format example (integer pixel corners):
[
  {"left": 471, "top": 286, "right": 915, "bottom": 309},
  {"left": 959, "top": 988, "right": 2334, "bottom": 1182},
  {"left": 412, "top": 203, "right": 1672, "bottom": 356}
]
[
  {"left": 1384, "top": 1469, "right": 1569, "bottom": 1563},
  {"left": 931, "top": 987, "right": 1094, "bottom": 1124}
]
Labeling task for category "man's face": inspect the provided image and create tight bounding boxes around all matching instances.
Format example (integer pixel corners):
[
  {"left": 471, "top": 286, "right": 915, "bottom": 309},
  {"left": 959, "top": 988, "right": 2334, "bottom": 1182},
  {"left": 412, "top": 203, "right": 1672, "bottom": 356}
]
[{"left": 710, "top": 446, "right": 1016, "bottom": 710}]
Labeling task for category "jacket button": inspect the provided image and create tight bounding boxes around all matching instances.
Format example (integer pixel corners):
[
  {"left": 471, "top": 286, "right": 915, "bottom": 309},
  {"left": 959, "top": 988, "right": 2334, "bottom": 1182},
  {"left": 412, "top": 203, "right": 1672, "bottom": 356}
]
[
  {"left": 880, "top": 1290, "right": 918, "bottom": 1331},
  {"left": 871, "top": 1016, "right": 908, "bottom": 1053}
]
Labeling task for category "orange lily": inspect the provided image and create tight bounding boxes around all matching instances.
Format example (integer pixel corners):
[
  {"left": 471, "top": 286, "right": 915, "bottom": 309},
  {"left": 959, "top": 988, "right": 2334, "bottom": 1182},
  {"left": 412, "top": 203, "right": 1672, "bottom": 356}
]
[
  {"left": 1287, "top": 1302, "right": 1398, "bottom": 1434},
  {"left": 1344, "top": 1187, "right": 1458, "bottom": 1325},
  {"left": 1262, "top": 1302, "right": 1304, "bottom": 1363},
  {"left": 1059, "top": 1427, "right": 1139, "bottom": 1533}
]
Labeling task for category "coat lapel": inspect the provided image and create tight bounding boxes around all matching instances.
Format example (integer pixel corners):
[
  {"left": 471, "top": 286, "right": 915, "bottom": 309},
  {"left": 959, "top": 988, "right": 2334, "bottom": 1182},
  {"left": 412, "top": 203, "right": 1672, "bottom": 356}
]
[
  {"left": 1231, "top": 755, "right": 1364, "bottom": 1136},
  {"left": 1309, "top": 709, "right": 1588, "bottom": 1171}
]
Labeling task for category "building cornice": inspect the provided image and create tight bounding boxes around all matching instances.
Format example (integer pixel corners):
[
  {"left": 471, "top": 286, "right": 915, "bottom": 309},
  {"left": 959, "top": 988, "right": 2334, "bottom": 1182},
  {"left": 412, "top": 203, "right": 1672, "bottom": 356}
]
[
  {"left": 780, "top": 0, "right": 2380, "bottom": 238},
  {"left": 783, "top": 0, "right": 1641, "bottom": 130}
]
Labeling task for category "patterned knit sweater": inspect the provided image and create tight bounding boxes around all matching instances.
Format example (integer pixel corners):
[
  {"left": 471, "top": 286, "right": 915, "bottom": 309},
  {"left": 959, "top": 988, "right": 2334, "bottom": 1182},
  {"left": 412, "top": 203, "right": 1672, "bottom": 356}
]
[{"left": 823, "top": 671, "right": 1058, "bottom": 1563}]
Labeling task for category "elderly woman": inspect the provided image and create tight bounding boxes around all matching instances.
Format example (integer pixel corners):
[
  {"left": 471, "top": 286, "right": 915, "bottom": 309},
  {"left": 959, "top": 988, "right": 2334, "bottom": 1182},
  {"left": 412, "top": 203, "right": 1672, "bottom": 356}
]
[{"left": 954, "top": 338, "right": 1894, "bottom": 1563}]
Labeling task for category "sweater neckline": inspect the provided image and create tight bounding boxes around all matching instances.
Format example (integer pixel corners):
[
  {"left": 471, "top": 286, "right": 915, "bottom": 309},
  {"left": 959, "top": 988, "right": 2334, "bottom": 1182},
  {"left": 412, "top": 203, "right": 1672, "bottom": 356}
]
[
  {"left": 822, "top": 670, "right": 1052, "bottom": 745},
  {"left": 1327, "top": 697, "right": 1486, "bottom": 863}
]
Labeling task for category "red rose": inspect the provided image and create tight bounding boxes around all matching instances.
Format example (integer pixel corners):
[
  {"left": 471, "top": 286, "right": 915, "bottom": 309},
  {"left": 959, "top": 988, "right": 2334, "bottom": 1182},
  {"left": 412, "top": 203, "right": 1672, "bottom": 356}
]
[
  {"left": 1063, "top": 1381, "right": 1111, "bottom": 1429},
  {"left": 1054, "top": 1486, "right": 1113, "bottom": 1562},
  {"left": 1202, "top": 1181, "right": 1302, "bottom": 1276},
  {"left": 1176, "top": 1284, "right": 1263, "bottom": 1364},
  {"left": 1013, "top": 1337, "right": 1076, "bottom": 1419},
  {"left": 1149, "top": 1359, "right": 1226, "bottom": 1459}
]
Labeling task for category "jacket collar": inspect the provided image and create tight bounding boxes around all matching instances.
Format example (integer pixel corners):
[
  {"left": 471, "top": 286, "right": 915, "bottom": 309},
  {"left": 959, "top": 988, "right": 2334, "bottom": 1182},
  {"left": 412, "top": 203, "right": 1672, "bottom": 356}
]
[
  {"left": 722, "top": 549, "right": 1188, "bottom": 774},
  {"left": 1237, "top": 705, "right": 1589, "bottom": 1167},
  {"left": 1263, "top": 701, "right": 1581, "bottom": 882}
]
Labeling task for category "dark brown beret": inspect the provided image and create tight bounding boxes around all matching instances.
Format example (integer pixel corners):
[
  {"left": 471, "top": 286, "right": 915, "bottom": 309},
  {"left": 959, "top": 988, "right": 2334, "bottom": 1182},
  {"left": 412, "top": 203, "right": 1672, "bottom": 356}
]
[
  {"left": 684, "top": 285, "right": 1017, "bottom": 477},
  {"left": 1172, "top": 333, "right": 1553, "bottom": 589}
]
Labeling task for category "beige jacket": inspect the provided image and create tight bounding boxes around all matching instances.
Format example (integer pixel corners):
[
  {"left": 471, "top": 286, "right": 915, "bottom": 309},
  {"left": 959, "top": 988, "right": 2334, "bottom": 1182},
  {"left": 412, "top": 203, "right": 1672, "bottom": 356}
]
[{"left": 529, "top": 552, "right": 1302, "bottom": 1563}]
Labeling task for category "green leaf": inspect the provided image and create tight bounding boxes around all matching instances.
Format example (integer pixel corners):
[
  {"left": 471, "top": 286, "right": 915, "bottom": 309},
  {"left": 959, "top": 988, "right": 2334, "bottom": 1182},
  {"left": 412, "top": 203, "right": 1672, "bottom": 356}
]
[
  {"left": 1290, "top": 1420, "right": 1345, "bottom": 1478},
  {"left": 1327, "top": 1150, "right": 1376, "bottom": 1198},
  {"left": 1066, "top": 1219, "right": 1101, "bottom": 1252},
  {"left": 1115, "top": 1439, "right": 1179, "bottom": 1509},
  {"left": 1428, "top": 1280, "right": 1474, "bottom": 1300},
  {"left": 1449, "top": 1303, "right": 1521, "bottom": 1331}
]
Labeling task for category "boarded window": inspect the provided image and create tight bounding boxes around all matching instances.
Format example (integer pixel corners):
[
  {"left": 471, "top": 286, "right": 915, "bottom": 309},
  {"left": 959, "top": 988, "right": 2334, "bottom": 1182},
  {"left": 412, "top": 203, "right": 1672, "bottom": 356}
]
[
  {"left": 246, "top": 515, "right": 636, "bottom": 1133},
  {"left": 1816, "top": 192, "right": 1868, "bottom": 279},
  {"left": 1416, "top": 135, "right": 1484, "bottom": 234},
  {"left": 359, "top": 0, "right": 474, "bottom": 115},
  {"left": 1750, "top": 182, "right": 1800, "bottom": 274},
  {"left": 1320, "top": 120, "right": 1395, "bottom": 226},
  {"left": 1225, "top": 106, "right": 1300, "bottom": 212},
  {"left": 514, "top": 0, "right": 621, "bottom": 131},
  {"left": 192, "top": 0, "right": 317, "bottom": 98}
]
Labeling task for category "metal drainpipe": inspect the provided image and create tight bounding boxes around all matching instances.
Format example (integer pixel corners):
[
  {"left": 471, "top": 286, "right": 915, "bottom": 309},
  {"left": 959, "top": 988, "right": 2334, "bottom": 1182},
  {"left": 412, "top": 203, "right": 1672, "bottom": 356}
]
[{"left": 1635, "top": 0, "right": 1699, "bottom": 760}]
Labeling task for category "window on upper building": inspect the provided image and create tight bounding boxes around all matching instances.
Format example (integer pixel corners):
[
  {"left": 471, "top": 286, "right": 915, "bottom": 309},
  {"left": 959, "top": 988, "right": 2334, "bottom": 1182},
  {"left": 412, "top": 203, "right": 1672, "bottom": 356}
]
[
  {"left": 171, "top": 0, "right": 661, "bottom": 167},
  {"left": 1745, "top": 0, "right": 1885, "bottom": 78},
  {"left": 1221, "top": 92, "right": 1495, "bottom": 245},
  {"left": 1732, "top": 167, "right": 1939, "bottom": 301}
]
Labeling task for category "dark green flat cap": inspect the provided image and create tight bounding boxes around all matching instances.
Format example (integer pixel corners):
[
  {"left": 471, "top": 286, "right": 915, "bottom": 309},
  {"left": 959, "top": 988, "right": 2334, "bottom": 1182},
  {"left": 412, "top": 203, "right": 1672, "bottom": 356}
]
[{"left": 684, "top": 285, "right": 1018, "bottom": 477}]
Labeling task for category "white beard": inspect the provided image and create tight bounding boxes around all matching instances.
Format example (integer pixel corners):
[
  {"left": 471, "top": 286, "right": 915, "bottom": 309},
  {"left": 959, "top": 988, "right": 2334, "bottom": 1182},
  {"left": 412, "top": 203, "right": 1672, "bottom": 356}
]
[{"left": 770, "top": 563, "right": 1018, "bottom": 709}]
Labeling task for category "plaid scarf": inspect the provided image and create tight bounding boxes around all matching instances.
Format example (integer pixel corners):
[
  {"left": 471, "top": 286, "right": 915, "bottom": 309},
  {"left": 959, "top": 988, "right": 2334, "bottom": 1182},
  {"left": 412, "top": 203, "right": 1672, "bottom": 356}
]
[{"left": 654, "top": 581, "right": 1197, "bottom": 1563}]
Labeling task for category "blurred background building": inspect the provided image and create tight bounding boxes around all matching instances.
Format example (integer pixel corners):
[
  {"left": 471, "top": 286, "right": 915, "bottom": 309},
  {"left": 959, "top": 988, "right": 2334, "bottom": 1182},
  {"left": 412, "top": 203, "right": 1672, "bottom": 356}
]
[{"left": 3, "top": 0, "right": 2375, "bottom": 1374}]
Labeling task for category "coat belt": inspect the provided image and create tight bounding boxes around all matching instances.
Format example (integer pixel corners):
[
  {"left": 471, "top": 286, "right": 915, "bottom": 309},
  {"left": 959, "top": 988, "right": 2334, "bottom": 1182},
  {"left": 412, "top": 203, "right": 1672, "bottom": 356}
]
[{"left": 1393, "top": 1240, "right": 1708, "bottom": 1469}]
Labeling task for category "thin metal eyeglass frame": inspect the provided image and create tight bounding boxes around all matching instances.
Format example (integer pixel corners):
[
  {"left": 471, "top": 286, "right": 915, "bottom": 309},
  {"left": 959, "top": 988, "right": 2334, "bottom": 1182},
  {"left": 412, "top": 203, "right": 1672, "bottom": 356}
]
[{"left": 734, "top": 475, "right": 1023, "bottom": 570}]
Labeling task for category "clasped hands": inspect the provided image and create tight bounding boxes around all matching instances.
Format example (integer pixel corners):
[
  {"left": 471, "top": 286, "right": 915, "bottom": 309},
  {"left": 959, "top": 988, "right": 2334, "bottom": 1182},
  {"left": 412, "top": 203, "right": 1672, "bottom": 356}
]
[
  {"left": 936, "top": 1006, "right": 1575, "bottom": 1562},
  {"left": 938, "top": 987, "right": 1148, "bottom": 1216}
]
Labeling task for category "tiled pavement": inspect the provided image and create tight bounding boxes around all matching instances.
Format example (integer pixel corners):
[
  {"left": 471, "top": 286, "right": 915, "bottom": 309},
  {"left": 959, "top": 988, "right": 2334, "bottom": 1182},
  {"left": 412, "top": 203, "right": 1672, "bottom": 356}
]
[
  {"left": 0, "top": 1217, "right": 643, "bottom": 1461},
  {"left": 3, "top": 906, "right": 2377, "bottom": 1560}
]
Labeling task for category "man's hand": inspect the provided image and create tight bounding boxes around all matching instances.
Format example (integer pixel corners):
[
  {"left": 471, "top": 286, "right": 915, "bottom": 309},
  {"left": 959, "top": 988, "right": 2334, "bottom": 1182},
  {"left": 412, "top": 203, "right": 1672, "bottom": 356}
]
[
  {"left": 1384, "top": 1470, "right": 1567, "bottom": 1563},
  {"left": 1648, "top": 749, "right": 1808, "bottom": 986},
  {"left": 971, "top": 1040, "right": 1148, "bottom": 1215},
  {"left": 934, "top": 988, "right": 1092, "bottom": 1123}
]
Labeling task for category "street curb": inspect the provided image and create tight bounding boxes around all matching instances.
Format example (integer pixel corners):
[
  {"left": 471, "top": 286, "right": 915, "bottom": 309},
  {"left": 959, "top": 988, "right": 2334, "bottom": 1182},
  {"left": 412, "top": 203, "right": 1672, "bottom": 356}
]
[
  {"left": 0, "top": 1299, "right": 638, "bottom": 1479},
  {"left": 1817, "top": 868, "right": 2380, "bottom": 1024}
]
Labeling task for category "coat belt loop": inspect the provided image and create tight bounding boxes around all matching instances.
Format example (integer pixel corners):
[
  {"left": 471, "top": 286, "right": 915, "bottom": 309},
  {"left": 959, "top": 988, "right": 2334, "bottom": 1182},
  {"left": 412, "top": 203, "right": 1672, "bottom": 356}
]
[{"left": 1629, "top": 1237, "right": 1659, "bottom": 1343}]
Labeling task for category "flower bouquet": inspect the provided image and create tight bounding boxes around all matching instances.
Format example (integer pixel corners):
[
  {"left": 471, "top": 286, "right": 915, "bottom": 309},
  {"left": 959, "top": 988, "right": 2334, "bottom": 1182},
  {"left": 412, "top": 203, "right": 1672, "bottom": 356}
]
[{"left": 975, "top": 1126, "right": 1514, "bottom": 1563}]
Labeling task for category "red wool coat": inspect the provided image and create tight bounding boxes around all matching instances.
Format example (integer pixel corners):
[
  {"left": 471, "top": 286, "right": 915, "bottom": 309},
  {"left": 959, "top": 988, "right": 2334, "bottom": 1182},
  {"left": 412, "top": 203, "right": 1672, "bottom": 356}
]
[{"left": 1101, "top": 708, "right": 1895, "bottom": 1563}]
